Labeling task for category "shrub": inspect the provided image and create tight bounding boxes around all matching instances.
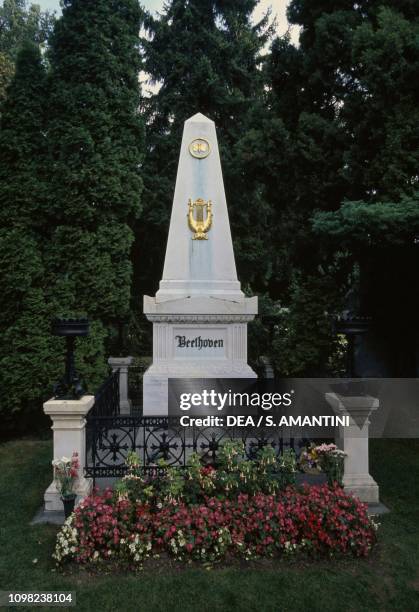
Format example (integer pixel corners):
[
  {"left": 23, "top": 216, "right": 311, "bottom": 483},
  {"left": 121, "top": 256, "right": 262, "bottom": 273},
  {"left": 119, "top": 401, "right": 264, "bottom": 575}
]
[{"left": 114, "top": 443, "right": 297, "bottom": 506}]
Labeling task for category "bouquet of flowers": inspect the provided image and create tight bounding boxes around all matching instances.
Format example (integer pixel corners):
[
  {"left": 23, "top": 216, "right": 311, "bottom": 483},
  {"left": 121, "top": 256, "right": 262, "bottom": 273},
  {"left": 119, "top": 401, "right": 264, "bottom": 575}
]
[
  {"left": 52, "top": 452, "right": 79, "bottom": 499},
  {"left": 299, "top": 443, "right": 345, "bottom": 486},
  {"left": 299, "top": 443, "right": 322, "bottom": 474},
  {"left": 314, "top": 443, "right": 346, "bottom": 486}
]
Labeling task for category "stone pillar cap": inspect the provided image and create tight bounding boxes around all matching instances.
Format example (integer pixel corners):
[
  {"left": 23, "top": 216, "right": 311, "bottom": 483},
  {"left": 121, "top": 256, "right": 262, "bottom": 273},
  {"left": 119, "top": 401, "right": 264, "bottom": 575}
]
[
  {"left": 108, "top": 356, "right": 134, "bottom": 365},
  {"left": 325, "top": 392, "right": 379, "bottom": 419},
  {"left": 43, "top": 394, "right": 95, "bottom": 416}
]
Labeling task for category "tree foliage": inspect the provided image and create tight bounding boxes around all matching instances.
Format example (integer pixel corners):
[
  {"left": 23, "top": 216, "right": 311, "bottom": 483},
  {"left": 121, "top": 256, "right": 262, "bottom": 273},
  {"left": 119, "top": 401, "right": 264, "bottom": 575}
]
[
  {"left": 271, "top": 272, "right": 345, "bottom": 377},
  {"left": 313, "top": 195, "right": 419, "bottom": 248},
  {"left": 0, "top": 43, "right": 59, "bottom": 431},
  {"left": 43, "top": 0, "right": 144, "bottom": 387},
  {"left": 241, "top": 1, "right": 419, "bottom": 375},
  {"left": 0, "top": 0, "right": 53, "bottom": 59},
  {"left": 0, "top": 1, "right": 144, "bottom": 433},
  {"left": 0, "top": 0, "right": 54, "bottom": 101}
]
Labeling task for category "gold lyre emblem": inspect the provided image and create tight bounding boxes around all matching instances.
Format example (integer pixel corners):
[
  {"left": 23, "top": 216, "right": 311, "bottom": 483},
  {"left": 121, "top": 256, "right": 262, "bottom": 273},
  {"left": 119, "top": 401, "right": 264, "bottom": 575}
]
[{"left": 187, "top": 198, "right": 213, "bottom": 240}]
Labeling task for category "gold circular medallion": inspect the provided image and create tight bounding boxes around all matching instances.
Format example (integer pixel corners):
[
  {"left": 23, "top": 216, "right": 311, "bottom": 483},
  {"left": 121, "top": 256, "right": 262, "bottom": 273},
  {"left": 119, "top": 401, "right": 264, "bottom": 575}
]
[{"left": 189, "top": 138, "right": 211, "bottom": 159}]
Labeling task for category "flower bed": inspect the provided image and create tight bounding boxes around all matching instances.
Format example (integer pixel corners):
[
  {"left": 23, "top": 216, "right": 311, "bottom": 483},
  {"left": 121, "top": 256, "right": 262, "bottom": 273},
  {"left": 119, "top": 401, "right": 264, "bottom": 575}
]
[
  {"left": 53, "top": 443, "right": 378, "bottom": 568},
  {"left": 54, "top": 483, "right": 377, "bottom": 567}
]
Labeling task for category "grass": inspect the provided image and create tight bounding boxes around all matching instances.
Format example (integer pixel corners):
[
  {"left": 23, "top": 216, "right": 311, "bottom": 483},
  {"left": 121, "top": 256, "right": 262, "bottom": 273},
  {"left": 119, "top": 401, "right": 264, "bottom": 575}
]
[{"left": 0, "top": 438, "right": 418, "bottom": 611}]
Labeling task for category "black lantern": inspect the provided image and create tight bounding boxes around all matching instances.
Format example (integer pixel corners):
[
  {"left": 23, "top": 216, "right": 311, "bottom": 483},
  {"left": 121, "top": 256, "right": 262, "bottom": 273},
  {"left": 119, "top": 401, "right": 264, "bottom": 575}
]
[
  {"left": 52, "top": 318, "right": 89, "bottom": 399},
  {"left": 334, "top": 313, "right": 371, "bottom": 378}
]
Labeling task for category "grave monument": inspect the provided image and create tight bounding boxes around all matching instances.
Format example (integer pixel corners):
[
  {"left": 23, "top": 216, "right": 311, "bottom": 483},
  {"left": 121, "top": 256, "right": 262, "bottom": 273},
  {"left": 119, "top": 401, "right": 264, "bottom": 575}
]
[{"left": 143, "top": 112, "right": 258, "bottom": 415}]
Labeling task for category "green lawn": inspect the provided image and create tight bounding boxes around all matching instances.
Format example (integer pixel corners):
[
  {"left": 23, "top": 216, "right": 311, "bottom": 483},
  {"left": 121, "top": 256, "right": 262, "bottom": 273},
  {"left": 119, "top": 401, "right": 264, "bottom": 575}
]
[{"left": 0, "top": 438, "right": 418, "bottom": 612}]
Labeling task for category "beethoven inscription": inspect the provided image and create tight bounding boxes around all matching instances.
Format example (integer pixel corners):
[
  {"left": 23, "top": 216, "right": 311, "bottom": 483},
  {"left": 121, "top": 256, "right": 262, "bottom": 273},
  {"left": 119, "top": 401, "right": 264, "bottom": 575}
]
[
  {"left": 173, "top": 329, "right": 226, "bottom": 358},
  {"left": 176, "top": 335, "right": 224, "bottom": 349}
]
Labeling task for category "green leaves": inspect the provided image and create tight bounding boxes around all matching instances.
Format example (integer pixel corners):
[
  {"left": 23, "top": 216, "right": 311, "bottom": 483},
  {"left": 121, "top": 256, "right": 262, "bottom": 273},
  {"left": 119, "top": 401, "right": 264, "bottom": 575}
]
[
  {"left": 0, "top": 1, "right": 145, "bottom": 433},
  {"left": 0, "top": 0, "right": 54, "bottom": 103},
  {"left": 312, "top": 195, "right": 419, "bottom": 247},
  {"left": 255, "top": 2, "right": 419, "bottom": 374}
]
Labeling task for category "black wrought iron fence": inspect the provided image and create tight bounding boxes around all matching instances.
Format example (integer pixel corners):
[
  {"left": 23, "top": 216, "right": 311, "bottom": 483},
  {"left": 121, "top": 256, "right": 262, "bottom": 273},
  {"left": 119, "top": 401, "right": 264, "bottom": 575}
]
[
  {"left": 85, "top": 370, "right": 119, "bottom": 466},
  {"left": 85, "top": 370, "right": 120, "bottom": 460},
  {"left": 89, "top": 369, "right": 120, "bottom": 417},
  {"left": 84, "top": 414, "right": 299, "bottom": 483}
]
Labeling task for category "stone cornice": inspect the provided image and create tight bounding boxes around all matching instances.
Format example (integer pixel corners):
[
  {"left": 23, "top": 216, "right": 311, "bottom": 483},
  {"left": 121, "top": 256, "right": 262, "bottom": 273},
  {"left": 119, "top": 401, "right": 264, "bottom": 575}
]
[{"left": 146, "top": 314, "right": 255, "bottom": 323}]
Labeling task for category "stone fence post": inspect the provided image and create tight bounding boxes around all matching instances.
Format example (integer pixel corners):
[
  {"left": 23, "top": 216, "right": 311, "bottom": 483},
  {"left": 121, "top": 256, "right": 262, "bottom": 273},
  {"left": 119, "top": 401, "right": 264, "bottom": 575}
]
[
  {"left": 325, "top": 392, "right": 379, "bottom": 504},
  {"left": 260, "top": 356, "right": 275, "bottom": 379},
  {"left": 43, "top": 395, "right": 94, "bottom": 512},
  {"left": 108, "top": 356, "right": 133, "bottom": 415}
]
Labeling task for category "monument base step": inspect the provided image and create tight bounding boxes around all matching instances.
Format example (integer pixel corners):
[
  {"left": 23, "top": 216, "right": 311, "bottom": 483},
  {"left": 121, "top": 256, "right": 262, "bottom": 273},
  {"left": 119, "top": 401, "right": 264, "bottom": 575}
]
[
  {"left": 367, "top": 502, "right": 390, "bottom": 516},
  {"left": 31, "top": 506, "right": 66, "bottom": 526}
]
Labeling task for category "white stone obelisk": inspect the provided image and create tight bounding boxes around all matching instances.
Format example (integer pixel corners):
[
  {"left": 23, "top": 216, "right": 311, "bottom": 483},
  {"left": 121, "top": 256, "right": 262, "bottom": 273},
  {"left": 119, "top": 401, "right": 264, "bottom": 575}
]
[{"left": 143, "top": 113, "right": 258, "bottom": 415}]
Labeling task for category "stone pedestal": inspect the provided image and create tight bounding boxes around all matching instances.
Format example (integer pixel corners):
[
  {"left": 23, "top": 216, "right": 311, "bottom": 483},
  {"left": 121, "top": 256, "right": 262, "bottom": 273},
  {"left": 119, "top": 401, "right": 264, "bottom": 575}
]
[
  {"left": 43, "top": 395, "right": 94, "bottom": 512},
  {"left": 143, "top": 296, "right": 257, "bottom": 415},
  {"left": 325, "top": 393, "right": 379, "bottom": 503},
  {"left": 108, "top": 356, "right": 133, "bottom": 415}
]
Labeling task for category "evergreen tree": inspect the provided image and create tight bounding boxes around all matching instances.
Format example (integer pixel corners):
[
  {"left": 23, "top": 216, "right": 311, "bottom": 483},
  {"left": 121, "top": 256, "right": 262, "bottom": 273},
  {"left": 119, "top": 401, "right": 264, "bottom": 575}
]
[
  {"left": 272, "top": 271, "right": 345, "bottom": 376},
  {"left": 0, "top": 2, "right": 144, "bottom": 433},
  {"left": 0, "top": 0, "right": 54, "bottom": 102},
  {"left": 0, "top": 52, "right": 14, "bottom": 102},
  {"left": 44, "top": 0, "right": 144, "bottom": 388},
  {"left": 0, "top": 43, "right": 60, "bottom": 431},
  {"left": 135, "top": 0, "right": 272, "bottom": 296},
  {"left": 0, "top": 0, "right": 53, "bottom": 59},
  {"left": 294, "top": 1, "right": 419, "bottom": 376},
  {"left": 259, "top": 1, "right": 419, "bottom": 375},
  {"left": 0, "top": 42, "right": 47, "bottom": 229}
]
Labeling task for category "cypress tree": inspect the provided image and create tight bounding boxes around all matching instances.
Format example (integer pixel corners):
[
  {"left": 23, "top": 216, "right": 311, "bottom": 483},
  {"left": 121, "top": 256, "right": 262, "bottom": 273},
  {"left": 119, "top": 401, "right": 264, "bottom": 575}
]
[
  {"left": 0, "top": 43, "right": 60, "bottom": 431},
  {"left": 0, "top": 42, "right": 47, "bottom": 230},
  {"left": 0, "top": 1, "right": 144, "bottom": 433},
  {"left": 44, "top": 0, "right": 144, "bottom": 389},
  {"left": 135, "top": 0, "right": 272, "bottom": 296}
]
